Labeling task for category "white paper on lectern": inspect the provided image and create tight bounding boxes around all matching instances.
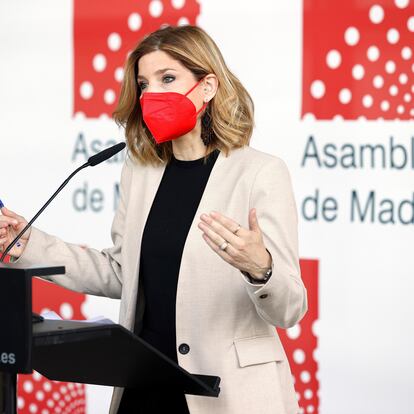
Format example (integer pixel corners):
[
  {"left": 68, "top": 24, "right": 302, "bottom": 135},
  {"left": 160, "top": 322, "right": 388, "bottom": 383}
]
[{"left": 40, "top": 310, "right": 115, "bottom": 325}]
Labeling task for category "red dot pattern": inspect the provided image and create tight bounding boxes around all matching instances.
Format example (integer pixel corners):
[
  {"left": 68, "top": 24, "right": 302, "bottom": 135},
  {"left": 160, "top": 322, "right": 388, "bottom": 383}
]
[
  {"left": 18, "top": 279, "right": 87, "bottom": 413},
  {"left": 302, "top": 0, "right": 414, "bottom": 119},
  {"left": 277, "top": 259, "right": 319, "bottom": 414},
  {"left": 73, "top": 0, "right": 201, "bottom": 118}
]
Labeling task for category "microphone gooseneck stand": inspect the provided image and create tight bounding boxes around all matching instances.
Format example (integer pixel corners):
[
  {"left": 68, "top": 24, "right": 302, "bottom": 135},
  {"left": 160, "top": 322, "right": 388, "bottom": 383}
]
[{"left": 0, "top": 142, "right": 126, "bottom": 414}]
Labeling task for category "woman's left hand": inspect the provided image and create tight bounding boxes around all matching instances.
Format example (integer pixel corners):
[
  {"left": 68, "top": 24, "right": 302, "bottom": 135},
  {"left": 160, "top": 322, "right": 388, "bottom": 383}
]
[{"left": 197, "top": 208, "right": 272, "bottom": 280}]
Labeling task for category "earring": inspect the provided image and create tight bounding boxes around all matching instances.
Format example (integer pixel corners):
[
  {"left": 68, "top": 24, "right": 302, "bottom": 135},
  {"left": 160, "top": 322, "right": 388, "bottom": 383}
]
[{"left": 201, "top": 106, "right": 214, "bottom": 146}]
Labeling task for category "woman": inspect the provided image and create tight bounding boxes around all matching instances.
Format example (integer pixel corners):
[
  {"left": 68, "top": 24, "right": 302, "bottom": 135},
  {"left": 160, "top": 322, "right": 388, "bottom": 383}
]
[{"left": 0, "top": 25, "right": 307, "bottom": 414}]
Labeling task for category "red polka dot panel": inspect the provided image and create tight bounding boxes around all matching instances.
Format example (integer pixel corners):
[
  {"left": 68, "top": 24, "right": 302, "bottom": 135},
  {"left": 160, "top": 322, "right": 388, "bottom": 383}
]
[
  {"left": 73, "top": 0, "right": 201, "bottom": 118},
  {"left": 17, "top": 279, "right": 87, "bottom": 413},
  {"left": 302, "top": 0, "right": 414, "bottom": 119},
  {"left": 277, "top": 259, "right": 319, "bottom": 414}
]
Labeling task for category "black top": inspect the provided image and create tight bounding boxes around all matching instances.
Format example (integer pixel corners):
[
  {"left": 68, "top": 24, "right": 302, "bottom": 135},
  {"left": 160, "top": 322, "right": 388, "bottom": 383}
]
[{"left": 117, "top": 148, "right": 220, "bottom": 414}]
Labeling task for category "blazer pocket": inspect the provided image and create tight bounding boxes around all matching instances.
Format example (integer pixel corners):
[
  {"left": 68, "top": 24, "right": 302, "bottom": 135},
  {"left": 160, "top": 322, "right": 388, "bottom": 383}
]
[{"left": 233, "top": 335, "right": 285, "bottom": 368}]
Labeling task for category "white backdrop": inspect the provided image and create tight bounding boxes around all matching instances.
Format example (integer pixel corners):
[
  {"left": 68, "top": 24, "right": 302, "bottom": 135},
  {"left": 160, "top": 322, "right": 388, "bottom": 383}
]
[{"left": 1, "top": 1, "right": 413, "bottom": 413}]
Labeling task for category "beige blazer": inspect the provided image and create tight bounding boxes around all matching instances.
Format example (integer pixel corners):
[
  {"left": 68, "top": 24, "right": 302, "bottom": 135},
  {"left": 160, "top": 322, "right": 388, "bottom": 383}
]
[{"left": 16, "top": 145, "right": 308, "bottom": 414}]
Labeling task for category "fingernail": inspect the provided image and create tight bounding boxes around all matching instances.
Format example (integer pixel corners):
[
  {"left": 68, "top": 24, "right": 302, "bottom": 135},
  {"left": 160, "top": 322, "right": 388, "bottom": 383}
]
[{"left": 0, "top": 199, "right": 4, "bottom": 209}]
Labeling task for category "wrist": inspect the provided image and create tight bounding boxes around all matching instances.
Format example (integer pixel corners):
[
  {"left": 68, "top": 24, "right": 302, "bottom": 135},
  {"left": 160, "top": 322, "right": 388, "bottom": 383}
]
[
  {"left": 249, "top": 267, "right": 272, "bottom": 281},
  {"left": 248, "top": 269, "right": 266, "bottom": 280},
  {"left": 242, "top": 267, "right": 272, "bottom": 284},
  {"left": 243, "top": 248, "right": 273, "bottom": 282},
  {"left": 251, "top": 249, "right": 272, "bottom": 279}
]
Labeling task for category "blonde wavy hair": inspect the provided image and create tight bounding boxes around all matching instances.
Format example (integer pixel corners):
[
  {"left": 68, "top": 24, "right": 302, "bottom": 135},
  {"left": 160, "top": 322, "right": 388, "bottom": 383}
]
[{"left": 112, "top": 25, "right": 254, "bottom": 166}]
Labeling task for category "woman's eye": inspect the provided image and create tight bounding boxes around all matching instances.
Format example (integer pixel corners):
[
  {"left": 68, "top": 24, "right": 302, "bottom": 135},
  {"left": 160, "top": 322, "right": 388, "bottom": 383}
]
[
  {"left": 137, "top": 76, "right": 174, "bottom": 90},
  {"left": 163, "top": 75, "right": 175, "bottom": 84}
]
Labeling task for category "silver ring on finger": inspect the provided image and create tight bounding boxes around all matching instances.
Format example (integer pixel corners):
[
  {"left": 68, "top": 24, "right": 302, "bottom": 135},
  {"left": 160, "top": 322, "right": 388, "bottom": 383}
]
[
  {"left": 233, "top": 224, "right": 241, "bottom": 234},
  {"left": 219, "top": 241, "right": 229, "bottom": 251}
]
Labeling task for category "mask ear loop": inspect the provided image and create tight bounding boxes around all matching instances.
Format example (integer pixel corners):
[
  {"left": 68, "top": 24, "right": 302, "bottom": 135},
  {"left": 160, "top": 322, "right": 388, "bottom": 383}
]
[
  {"left": 196, "top": 101, "right": 208, "bottom": 115},
  {"left": 184, "top": 77, "right": 205, "bottom": 97},
  {"left": 185, "top": 77, "right": 209, "bottom": 115}
]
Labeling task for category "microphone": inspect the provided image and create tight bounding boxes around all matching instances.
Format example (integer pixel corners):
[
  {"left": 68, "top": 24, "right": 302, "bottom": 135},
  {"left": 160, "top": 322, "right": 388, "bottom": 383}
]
[
  {"left": 88, "top": 142, "right": 126, "bottom": 167},
  {"left": 0, "top": 142, "right": 126, "bottom": 262}
]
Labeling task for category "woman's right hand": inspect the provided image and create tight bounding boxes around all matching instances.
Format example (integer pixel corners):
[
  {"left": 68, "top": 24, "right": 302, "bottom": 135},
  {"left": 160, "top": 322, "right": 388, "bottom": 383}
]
[{"left": 0, "top": 207, "right": 31, "bottom": 258}]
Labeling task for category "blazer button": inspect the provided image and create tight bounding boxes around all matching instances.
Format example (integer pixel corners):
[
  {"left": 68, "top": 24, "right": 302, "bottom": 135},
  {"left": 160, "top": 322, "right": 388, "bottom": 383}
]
[
  {"left": 178, "top": 343, "right": 190, "bottom": 354},
  {"left": 259, "top": 293, "right": 269, "bottom": 299}
]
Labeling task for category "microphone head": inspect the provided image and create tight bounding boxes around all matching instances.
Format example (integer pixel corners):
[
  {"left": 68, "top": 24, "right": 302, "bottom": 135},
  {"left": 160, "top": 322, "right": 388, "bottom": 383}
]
[{"left": 88, "top": 142, "right": 126, "bottom": 166}]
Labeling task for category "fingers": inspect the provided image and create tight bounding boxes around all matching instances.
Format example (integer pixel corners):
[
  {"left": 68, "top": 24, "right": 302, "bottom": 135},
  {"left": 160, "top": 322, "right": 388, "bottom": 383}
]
[
  {"left": 199, "top": 219, "right": 232, "bottom": 246},
  {"left": 1, "top": 206, "right": 23, "bottom": 221},
  {"left": 0, "top": 212, "right": 19, "bottom": 250},
  {"left": 202, "top": 232, "right": 236, "bottom": 264},
  {"left": 0, "top": 229, "right": 9, "bottom": 246},
  {"left": 1, "top": 209, "right": 27, "bottom": 240},
  {"left": 199, "top": 212, "right": 245, "bottom": 248},
  {"left": 0, "top": 222, "right": 12, "bottom": 250},
  {"left": 209, "top": 211, "right": 241, "bottom": 233},
  {"left": 198, "top": 218, "right": 242, "bottom": 262},
  {"left": 248, "top": 208, "right": 260, "bottom": 232},
  {"left": 0, "top": 216, "right": 18, "bottom": 228}
]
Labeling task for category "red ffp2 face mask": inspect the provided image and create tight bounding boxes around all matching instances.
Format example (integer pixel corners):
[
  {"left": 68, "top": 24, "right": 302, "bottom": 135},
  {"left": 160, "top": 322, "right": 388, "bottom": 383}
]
[{"left": 139, "top": 78, "right": 208, "bottom": 145}]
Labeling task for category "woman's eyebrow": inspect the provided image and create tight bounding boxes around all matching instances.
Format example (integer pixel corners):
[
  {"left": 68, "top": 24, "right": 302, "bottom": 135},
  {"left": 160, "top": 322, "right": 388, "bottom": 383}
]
[{"left": 137, "top": 68, "right": 178, "bottom": 80}]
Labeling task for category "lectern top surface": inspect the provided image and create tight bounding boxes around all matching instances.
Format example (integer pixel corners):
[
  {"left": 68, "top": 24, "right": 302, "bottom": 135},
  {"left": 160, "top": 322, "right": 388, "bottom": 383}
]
[
  {"left": 33, "top": 319, "right": 119, "bottom": 336},
  {"left": 0, "top": 263, "right": 65, "bottom": 276}
]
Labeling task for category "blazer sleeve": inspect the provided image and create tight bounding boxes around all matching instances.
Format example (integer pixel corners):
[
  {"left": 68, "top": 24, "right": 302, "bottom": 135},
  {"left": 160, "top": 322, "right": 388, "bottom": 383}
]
[
  {"left": 239, "top": 156, "right": 308, "bottom": 328},
  {"left": 12, "top": 154, "right": 134, "bottom": 299}
]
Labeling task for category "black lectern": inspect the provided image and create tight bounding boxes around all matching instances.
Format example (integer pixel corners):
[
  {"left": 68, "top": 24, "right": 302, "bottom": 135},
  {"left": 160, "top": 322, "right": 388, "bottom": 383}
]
[{"left": 0, "top": 264, "right": 220, "bottom": 414}]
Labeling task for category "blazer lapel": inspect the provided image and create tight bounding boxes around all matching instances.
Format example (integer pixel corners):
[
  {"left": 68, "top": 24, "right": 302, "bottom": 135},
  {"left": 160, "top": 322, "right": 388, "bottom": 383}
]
[{"left": 123, "top": 160, "right": 166, "bottom": 326}]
